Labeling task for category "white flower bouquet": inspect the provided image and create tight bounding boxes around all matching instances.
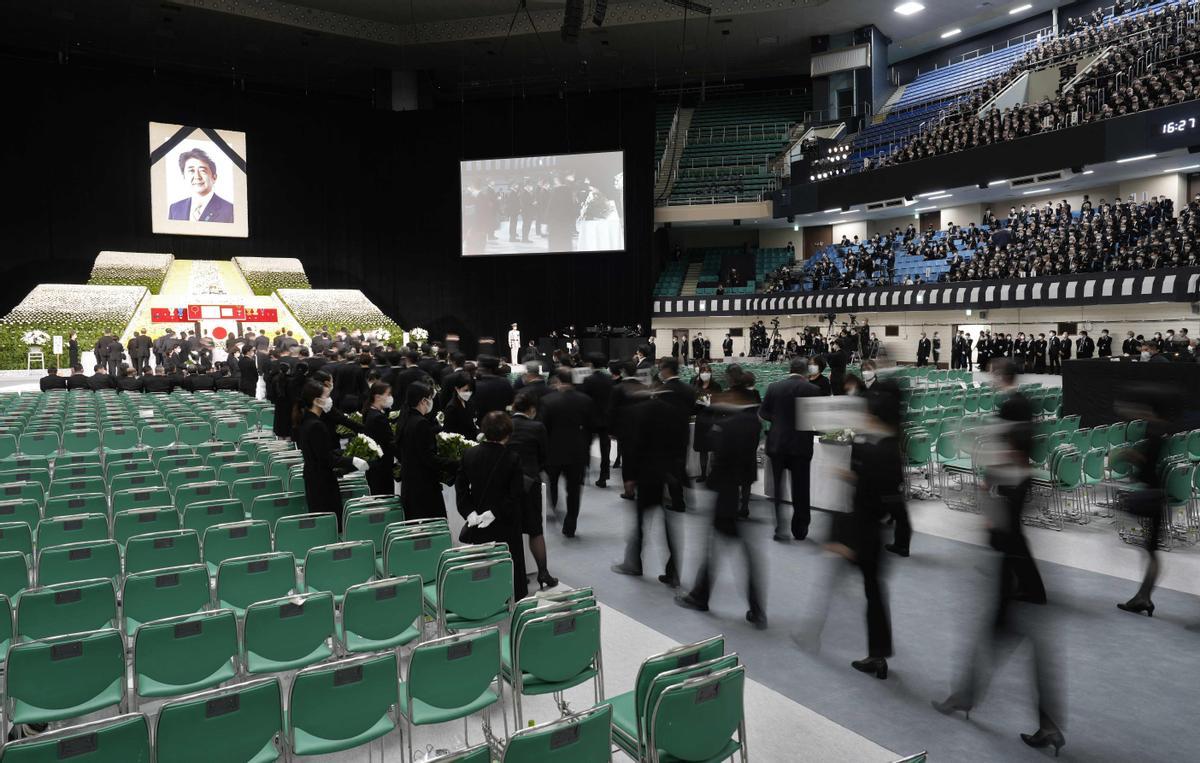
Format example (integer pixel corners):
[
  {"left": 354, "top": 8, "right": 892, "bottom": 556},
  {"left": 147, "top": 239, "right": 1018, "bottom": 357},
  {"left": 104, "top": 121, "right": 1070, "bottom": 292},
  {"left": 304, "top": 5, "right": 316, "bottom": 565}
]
[
  {"left": 819, "top": 428, "right": 856, "bottom": 444},
  {"left": 234, "top": 256, "right": 312, "bottom": 295},
  {"left": 277, "top": 288, "right": 403, "bottom": 340},
  {"left": 407, "top": 327, "right": 429, "bottom": 344},
  {"left": 436, "top": 431, "right": 476, "bottom": 484},
  {"left": 372, "top": 328, "right": 391, "bottom": 343},
  {"left": 343, "top": 433, "right": 384, "bottom": 463},
  {"left": 88, "top": 251, "right": 174, "bottom": 294},
  {"left": 336, "top": 411, "right": 363, "bottom": 438},
  {"left": 189, "top": 260, "right": 229, "bottom": 295},
  {"left": 21, "top": 330, "right": 49, "bottom": 347}
]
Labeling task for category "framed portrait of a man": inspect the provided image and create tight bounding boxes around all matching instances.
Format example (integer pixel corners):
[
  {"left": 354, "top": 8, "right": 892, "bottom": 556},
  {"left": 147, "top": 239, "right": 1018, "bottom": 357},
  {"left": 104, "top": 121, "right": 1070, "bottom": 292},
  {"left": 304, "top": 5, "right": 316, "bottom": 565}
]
[{"left": 149, "top": 122, "right": 249, "bottom": 238}]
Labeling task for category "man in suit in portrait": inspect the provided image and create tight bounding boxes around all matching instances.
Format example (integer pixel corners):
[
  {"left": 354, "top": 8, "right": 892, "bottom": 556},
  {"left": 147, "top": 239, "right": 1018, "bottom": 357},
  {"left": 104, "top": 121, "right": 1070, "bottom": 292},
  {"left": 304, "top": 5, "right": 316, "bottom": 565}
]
[{"left": 168, "top": 147, "right": 235, "bottom": 223}]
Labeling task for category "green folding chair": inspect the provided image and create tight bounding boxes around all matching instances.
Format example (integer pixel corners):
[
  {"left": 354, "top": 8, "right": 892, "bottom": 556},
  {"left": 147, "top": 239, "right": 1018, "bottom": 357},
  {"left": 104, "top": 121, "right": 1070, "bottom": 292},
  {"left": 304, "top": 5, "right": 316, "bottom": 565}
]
[
  {"left": 242, "top": 591, "right": 336, "bottom": 675},
  {"left": 165, "top": 467, "right": 215, "bottom": 495},
  {"left": 0, "top": 499, "right": 40, "bottom": 532},
  {"left": 0, "top": 521, "right": 33, "bottom": 560},
  {"left": 504, "top": 603, "right": 603, "bottom": 728},
  {"left": 274, "top": 513, "right": 339, "bottom": 568},
  {"left": 177, "top": 422, "right": 213, "bottom": 446},
  {"left": 342, "top": 506, "right": 405, "bottom": 556},
  {"left": 0, "top": 468, "right": 51, "bottom": 492},
  {"left": 3, "top": 628, "right": 127, "bottom": 738},
  {"left": 48, "top": 477, "right": 106, "bottom": 499},
  {"left": 0, "top": 482, "right": 45, "bottom": 511},
  {"left": 341, "top": 576, "right": 423, "bottom": 654},
  {"left": 124, "top": 530, "right": 201, "bottom": 576},
  {"left": 62, "top": 429, "right": 102, "bottom": 454},
  {"left": 121, "top": 564, "right": 212, "bottom": 634},
  {"left": 17, "top": 431, "right": 59, "bottom": 457},
  {"left": 154, "top": 451, "right": 199, "bottom": 473},
  {"left": 108, "top": 470, "right": 163, "bottom": 496},
  {"left": 36, "top": 512, "right": 109, "bottom": 551},
  {"left": 132, "top": 609, "right": 239, "bottom": 708},
  {"left": 647, "top": 664, "right": 746, "bottom": 763},
  {"left": 202, "top": 521, "right": 272, "bottom": 576},
  {"left": 204, "top": 451, "right": 244, "bottom": 471},
  {"left": 285, "top": 652, "right": 399, "bottom": 759},
  {"left": 215, "top": 552, "right": 297, "bottom": 618},
  {"left": 437, "top": 556, "right": 515, "bottom": 635},
  {"left": 15, "top": 578, "right": 118, "bottom": 641},
  {"left": 140, "top": 423, "right": 177, "bottom": 449},
  {"left": 381, "top": 527, "right": 453, "bottom": 579},
  {"left": 0, "top": 713, "right": 150, "bottom": 763},
  {"left": 154, "top": 677, "right": 283, "bottom": 763},
  {"left": 112, "top": 507, "right": 181, "bottom": 548},
  {"left": 303, "top": 541, "right": 375, "bottom": 603},
  {"left": 0, "top": 550, "right": 32, "bottom": 602},
  {"left": 180, "top": 498, "right": 241, "bottom": 538},
  {"left": 245, "top": 489, "right": 304, "bottom": 528},
  {"left": 101, "top": 426, "right": 139, "bottom": 451},
  {"left": 36, "top": 539, "right": 121, "bottom": 587},
  {"left": 218, "top": 462, "right": 267, "bottom": 485},
  {"left": 398, "top": 628, "right": 504, "bottom": 763},
  {"left": 111, "top": 487, "right": 172, "bottom": 516},
  {"left": 44, "top": 493, "right": 107, "bottom": 520},
  {"left": 501, "top": 704, "right": 612, "bottom": 763}
]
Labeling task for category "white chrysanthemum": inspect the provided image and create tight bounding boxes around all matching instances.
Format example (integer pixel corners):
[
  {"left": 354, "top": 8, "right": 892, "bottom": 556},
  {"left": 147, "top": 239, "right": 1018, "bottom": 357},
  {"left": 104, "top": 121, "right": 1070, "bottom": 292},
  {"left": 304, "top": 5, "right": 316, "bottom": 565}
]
[
  {"left": 21, "top": 330, "right": 49, "bottom": 346},
  {"left": 277, "top": 289, "right": 402, "bottom": 338}
]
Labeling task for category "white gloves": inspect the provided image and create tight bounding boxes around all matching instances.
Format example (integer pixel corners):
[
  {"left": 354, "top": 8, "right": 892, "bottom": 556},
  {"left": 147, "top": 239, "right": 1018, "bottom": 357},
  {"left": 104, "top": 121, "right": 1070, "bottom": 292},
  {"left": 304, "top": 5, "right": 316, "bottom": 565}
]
[
  {"left": 352, "top": 457, "right": 369, "bottom": 472},
  {"left": 466, "top": 510, "right": 496, "bottom": 528}
]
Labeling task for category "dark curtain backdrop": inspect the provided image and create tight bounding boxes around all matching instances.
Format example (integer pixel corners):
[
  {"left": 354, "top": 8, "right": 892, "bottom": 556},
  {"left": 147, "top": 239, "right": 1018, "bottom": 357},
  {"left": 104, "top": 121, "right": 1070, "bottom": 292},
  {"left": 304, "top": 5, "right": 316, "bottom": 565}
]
[{"left": 0, "top": 58, "right": 654, "bottom": 355}]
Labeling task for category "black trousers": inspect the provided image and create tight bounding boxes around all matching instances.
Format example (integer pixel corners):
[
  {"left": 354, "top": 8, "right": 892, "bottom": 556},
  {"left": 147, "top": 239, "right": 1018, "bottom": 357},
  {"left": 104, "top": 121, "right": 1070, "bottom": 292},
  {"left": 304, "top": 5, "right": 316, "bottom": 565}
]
[
  {"left": 665, "top": 463, "right": 688, "bottom": 511},
  {"left": 595, "top": 430, "right": 611, "bottom": 480},
  {"left": 890, "top": 500, "right": 912, "bottom": 552},
  {"left": 859, "top": 545, "right": 893, "bottom": 659},
  {"left": 769, "top": 452, "right": 811, "bottom": 538},
  {"left": 624, "top": 478, "right": 681, "bottom": 579},
  {"left": 545, "top": 462, "right": 585, "bottom": 535},
  {"left": 688, "top": 483, "right": 763, "bottom": 616}
]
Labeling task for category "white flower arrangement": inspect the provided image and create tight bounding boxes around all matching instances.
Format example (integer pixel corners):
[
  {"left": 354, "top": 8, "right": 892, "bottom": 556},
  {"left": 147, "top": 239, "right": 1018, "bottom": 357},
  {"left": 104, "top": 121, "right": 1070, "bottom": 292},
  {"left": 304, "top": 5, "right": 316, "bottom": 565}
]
[
  {"left": 277, "top": 289, "right": 403, "bottom": 339},
  {"left": 371, "top": 328, "right": 392, "bottom": 342},
  {"left": 21, "top": 330, "right": 49, "bottom": 347},
  {"left": 188, "top": 260, "right": 228, "bottom": 295},
  {"left": 233, "top": 256, "right": 312, "bottom": 295},
  {"left": 88, "top": 251, "right": 174, "bottom": 294},
  {"left": 344, "top": 433, "right": 384, "bottom": 462},
  {"left": 819, "top": 428, "right": 857, "bottom": 444},
  {"left": 408, "top": 327, "right": 429, "bottom": 344},
  {"left": 0, "top": 284, "right": 147, "bottom": 369}
]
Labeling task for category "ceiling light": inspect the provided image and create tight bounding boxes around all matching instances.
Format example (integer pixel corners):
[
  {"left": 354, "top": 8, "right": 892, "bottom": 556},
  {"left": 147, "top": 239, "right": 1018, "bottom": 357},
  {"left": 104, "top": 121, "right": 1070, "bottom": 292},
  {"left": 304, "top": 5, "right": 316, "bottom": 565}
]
[
  {"left": 1021, "top": 187, "right": 1051, "bottom": 195},
  {"left": 1164, "top": 164, "right": 1200, "bottom": 173},
  {"left": 917, "top": 190, "right": 945, "bottom": 197},
  {"left": 1009, "top": 4, "right": 1032, "bottom": 14},
  {"left": 793, "top": 224, "right": 799, "bottom": 231},
  {"left": 988, "top": 179, "right": 1007, "bottom": 187},
  {"left": 839, "top": 209, "right": 855, "bottom": 215},
  {"left": 894, "top": 2, "right": 924, "bottom": 16},
  {"left": 927, "top": 193, "right": 953, "bottom": 200},
  {"left": 940, "top": 29, "right": 961, "bottom": 38},
  {"left": 1116, "top": 154, "right": 1156, "bottom": 163}
]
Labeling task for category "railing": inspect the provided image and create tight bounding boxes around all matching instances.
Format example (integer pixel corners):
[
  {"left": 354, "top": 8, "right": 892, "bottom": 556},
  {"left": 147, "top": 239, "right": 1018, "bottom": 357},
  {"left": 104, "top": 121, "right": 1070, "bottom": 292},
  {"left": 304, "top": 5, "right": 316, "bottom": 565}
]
[
  {"left": 803, "top": 101, "right": 873, "bottom": 124},
  {"left": 683, "top": 121, "right": 795, "bottom": 144},
  {"left": 678, "top": 153, "right": 777, "bottom": 169},
  {"left": 896, "top": 26, "right": 1053, "bottom": 83},
  {"left": 664, "top": 187, "right": 777, "bottom": 206},
  {"left": 655, "top": 106, "right": 681, "bottom": 187}
]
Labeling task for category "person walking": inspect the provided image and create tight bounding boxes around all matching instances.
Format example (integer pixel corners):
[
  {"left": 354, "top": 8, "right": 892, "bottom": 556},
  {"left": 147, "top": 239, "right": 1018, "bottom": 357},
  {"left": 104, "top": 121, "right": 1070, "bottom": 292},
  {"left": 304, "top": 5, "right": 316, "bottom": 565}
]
[{"left": 760, "top": 358, "right": 820, "bottom": 541}]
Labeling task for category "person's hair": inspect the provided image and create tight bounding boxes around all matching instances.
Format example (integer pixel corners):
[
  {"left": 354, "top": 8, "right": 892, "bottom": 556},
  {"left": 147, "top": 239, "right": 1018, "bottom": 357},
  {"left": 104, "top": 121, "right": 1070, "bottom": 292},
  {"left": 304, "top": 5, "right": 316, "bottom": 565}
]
[
  {"left": 363, "top": 381, "right": 391, "bottom": 414},
  {"left": 94, "top": 364, "right": 104, "bottom": 373},
  {"left": 480, "top": 411, "right": 513, "bottom": 443},
  {"left": 788, "top": 357, "right": 807, "bottom": 375},
  {"left": 406, "top": 381, "right": 432, "bottom": 409},
  {"left": 446, "top": 371, "right": 472, "bottom": 395},
  {"left": 524, "top": 360, "right": 541, "bottom": 376},
  {"left": 619, "top": 360, "right": 637, "bottom": 378},
  {"left": 46, "top": 367, "right": 57, "bottom": 375},
  {"left": 450, "top": 352, "right": 466, "bottom": 368},
  {"left": 861, "top": 360, "right": 877, "bottom": 372},
  {"left": 867, "top": 379, "right": 902, "bottom": 432},
  {"left": 990, "top": 357, "right": 1018, "bottom": 384},
  {"left": 293, "top": 379, "right": 327, "bottom": 429},
  {"left": 553, "top": 367, "right": 573, "bottom": 386},
  {"left": 177, "top": 147, "right": 217, "bottom": 176},
  {"left": 635, "top": 344, "right": 651, "bottom": 357},
  {"left": 513, "top": 389, "right": 539, "bottom": 415},
  {"left": 658, "top": 357, "right": 680, "bottom": 376}
]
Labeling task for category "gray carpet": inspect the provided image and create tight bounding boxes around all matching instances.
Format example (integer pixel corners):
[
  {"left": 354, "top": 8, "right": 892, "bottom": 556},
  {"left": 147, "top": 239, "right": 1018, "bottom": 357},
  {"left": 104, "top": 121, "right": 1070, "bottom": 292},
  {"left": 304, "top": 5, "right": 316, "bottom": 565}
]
[{"left": 539, "top": 475, "right": 1200, "bottom": 763}]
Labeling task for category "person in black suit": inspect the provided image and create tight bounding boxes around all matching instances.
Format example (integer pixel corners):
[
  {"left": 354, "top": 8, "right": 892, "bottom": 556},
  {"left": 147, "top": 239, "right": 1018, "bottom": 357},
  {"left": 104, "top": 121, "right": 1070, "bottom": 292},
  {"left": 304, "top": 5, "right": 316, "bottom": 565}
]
[
  {"left": 214, "top": 365, "right": 239, "bottom": 391},
  {"left": 1076, "top": 331, "right": 1095, "bottom": 359},
  {"left": 143, "top": 366, "right": 171, "bottom": 393},
  {"left": 65, "top": 365, "right": 89, "bottom": 390},
  {"left": 509, "top": 390, "right": 558, "bottom": 590},
  {"left": 440, "top": 371, "right": 479, "bottom": 440},
  {"left": 760, "top": 358, "right": 819, "bottom": 541},
  {"left": 456, "top": 411, "right": 528, "bottom": 599},
  {"left": 675, "top": 385, "right": 767, "bottom": 628},
  {"left": 106, "top": 337, "right": 125, "bottom": 377},
  {"left": 608, "top": 362, "right": 644, "bottom": 498},
  {"left": 184, "top": 366, "right": 215, "bottom": 392},
  {"left": 633, "top": 345, "right": 653, "bottom": 373},
  {"left": 237, "top": 350, "right": 258, "bottom": 397},
  {"left": 39, "top": 368, "right": 66, "bottom": 392},
  {"left": 657, "top": 358, "right": 696, "bottom": 512},
  {"left": 67, "top": 332, "right": 79, "bottom": 370},
  {"left": 116, "top": 367, "right": 144, "bottom": 393},
  {"left": 296, "top": 380, "right": 368, "bottom": 529},
  {"left": 611, "top": 385, "right": 685, "bottom": 586},
  {"left": 129, "top": 329, "right": 151, "bottom": 375},
  {"left": 579, "top": 355, "right": 614, "bottom": 488},
  {"left": 1097, "top": 329, "right": 1113, "bottom": 358},
  {"left": 394, "top": 382, "right": 450, "bottom": 520},
  {"left": 1047, "top": 333, "right": 1061, "bottom": 374},
  {"left": 541, "top": 368, "right": 595, "bottom": 538},
  {"left": 1121, "top": 331, "right": 1138, "bottom": 356},
  {"left": 1058, "top": 331, "right": 1072, "bottom": 369},
  {"left": 690, "top": 334, "right": 705, "bottom": 366},
  {"left": 389, "top": 351, "right": 426, "bottom": 411},
  {"left": 692, "top": 364, "right": 723, "bottom": 481},
  {"left": 722, "top": 334, "right": 734, "bottom": 358},
  {"left": 472, "top": 357, "right": 514, "bottom": 418},
  {"left": 87, "top": 364, "right": 117, "bottom": 391},
  {"left": 826, "top": 340, "right": 848, "bottom": 396},
  {"left": 361, "top": 381, "right": 397, "bottom": 497},
  {"left": 916, "top": 333, "right": 931, "bottom": 367}
]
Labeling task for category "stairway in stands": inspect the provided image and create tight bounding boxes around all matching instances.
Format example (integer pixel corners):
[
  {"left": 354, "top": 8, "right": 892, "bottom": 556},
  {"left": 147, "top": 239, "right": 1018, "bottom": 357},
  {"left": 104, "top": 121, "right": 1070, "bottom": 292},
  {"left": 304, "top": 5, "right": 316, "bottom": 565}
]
[
  {"left": 652, "top": 107, "right": 694, "bottom": 203},
  {"left": 679, "top": 260, "right": 704, "bottom": 296}
]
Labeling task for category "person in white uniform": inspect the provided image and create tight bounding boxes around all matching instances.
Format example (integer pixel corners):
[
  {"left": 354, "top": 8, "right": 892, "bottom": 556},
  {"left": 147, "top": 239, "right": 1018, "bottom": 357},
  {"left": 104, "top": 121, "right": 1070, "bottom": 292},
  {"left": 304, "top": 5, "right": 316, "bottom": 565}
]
[{"left": 508, "top": 323, "right": 521, "bottom": 366}]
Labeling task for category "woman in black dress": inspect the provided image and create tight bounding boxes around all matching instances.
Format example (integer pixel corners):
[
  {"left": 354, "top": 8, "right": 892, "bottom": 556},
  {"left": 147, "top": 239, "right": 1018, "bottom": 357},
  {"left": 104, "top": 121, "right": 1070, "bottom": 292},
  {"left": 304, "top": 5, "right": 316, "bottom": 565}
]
[
  {"left": 440, "top": 371, "right": 479, "bottom": 440},
  {"left": 456, "top": 411, "right": 527, "bottom": 599},
  {"left": 691, "top": 363, "right": 723, "bottom": 482},
  {"left": 361, "top": 381, "right": 396, "bottom": 497},
  {"left": 394, "top": 382, "right": 450, "bottom": 520},
  {"left": 295, "top": 379, "right": 366, "bottom": 528},
  {"left": 68, "top": 331, "right": 79, "bottom": 370}
]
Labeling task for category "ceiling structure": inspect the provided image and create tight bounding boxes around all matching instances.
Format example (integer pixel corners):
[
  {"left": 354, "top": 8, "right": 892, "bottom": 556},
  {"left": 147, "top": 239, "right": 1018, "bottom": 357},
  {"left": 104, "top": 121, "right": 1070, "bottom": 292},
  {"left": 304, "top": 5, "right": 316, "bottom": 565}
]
[{"left": 0, "top": 0, "right": 1064, "bottom": 98}]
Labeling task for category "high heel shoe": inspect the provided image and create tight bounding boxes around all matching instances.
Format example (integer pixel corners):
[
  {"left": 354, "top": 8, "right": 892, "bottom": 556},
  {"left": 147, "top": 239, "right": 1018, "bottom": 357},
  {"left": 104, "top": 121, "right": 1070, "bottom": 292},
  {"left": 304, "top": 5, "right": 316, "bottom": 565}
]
[
  {"left": 931, "top": 697, "right": 972, "bottom": 720},
  {"left": 850, "top": 657, "right": 888, "bottom": 680},
  {"left": 537, "top": 572, "right": 559, "bottom": 590},
  {"left": 1117, "top": 598, "right": 1155, "bottom": 617},
  {"left": 1020, "top": 728, "right": 1065, "bottom": 756}
]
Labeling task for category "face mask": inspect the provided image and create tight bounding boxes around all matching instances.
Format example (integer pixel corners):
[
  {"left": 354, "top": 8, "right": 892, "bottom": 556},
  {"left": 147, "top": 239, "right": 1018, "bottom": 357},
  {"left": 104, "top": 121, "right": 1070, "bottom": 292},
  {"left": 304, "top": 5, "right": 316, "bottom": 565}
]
[
  {"left": 382, "top": 395, "right": 394, "bottom": 409},
  {"left": 699, "top": 372, "right": 711, "bottom": 382},
  {"left": 863, "top": 371, "right": 876, "bottom": 382},
  {"left": 847, "top": 388, "right": 859, "bottom": 397},
  {"left": 317, "top": 396, "right": 332, "bottom": 412},
  {"left": 458, "top": 389, "right": 473, "bottom": 401},
  {"left": 808, "top": 365, "right": 820, "bottom": 377},
  {"left": 1141, "top": 351, "right": 1151, "bottom": 361}
]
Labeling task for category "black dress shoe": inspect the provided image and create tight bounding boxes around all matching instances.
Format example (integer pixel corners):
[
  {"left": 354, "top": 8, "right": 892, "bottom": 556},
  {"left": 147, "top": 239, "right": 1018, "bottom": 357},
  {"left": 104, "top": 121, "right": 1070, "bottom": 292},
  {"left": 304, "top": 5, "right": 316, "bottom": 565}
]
[
  {"left": 851, "top": 657, "right": 888, "bottom": 679},
  {"left": 885, "top": 544, "right": 910, "bottom": 557},
  {"left": 658, "top": 574, "right": 680, "bottom": 588},
  {"left": 793, "top": 531, "right": 808, "bottom": 541},
  {"left": 610, "top": 564, "right": 642, "bottom": 577},
  {"left": 562, "top": 530, "right": 576, "bottom": 539},
  {"left": 931, "top": 696, "right": 972, "bottom": 720},
  {"left": 674, "top": 594, "right": 709, "bottom": 612},
  {"left": 773, "top": 533, "right": 791, "bottom": 542},
  {"left": 619, "top": 493, "right": 636, "bottom": 501},
  {"left": 746, "top": 610, "right": 768, "bottom": 630},
  {"left": 595, "top": 479, "right": 607, "bottom": 488}
]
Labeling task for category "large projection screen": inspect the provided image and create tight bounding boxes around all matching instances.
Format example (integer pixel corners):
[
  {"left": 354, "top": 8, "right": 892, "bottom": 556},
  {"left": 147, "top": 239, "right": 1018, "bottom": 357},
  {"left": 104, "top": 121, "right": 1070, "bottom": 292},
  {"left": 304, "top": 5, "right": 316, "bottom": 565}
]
[
  {"left": 149, "top": 122, "right": 249, "bottom": 238},
  {"left": 460, "top": 151, "right": 624, "bottom": 256}
]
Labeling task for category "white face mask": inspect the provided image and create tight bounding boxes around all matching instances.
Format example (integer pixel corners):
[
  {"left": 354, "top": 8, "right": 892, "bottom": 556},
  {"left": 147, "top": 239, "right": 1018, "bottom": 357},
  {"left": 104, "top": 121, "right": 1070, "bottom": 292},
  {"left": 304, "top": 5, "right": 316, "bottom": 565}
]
[
  {"left": 808, "top": 365, "right": 820, "bottom": 377},
  {"left": 458, "top": 389, "right": 473, "bottom": 401},
  {"left": 863, "top": 371, "right": 876, "bottom": 382},
  {"left": 1141, "top": 351, "right": 1151, "bottom": 361},
  {"left": 382, "top": 395, "right": 394, "bottom": 409},
  {"left": 317, "top": 396, "right": 333, "bottom": 412},
  {"left": 699, "top": 372, "right": 712, "bottom": 382}
]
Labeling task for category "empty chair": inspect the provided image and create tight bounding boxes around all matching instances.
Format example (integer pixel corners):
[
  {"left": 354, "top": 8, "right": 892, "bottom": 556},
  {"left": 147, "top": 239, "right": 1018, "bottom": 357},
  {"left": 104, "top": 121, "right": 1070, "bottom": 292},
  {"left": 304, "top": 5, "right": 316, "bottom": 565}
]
[
  {"left": 17, "top": 431, "right": 59, "bottom": 457},
  {"left": 111, "top": 486, "right": 172, "bottom": 516},
  {"left": 0, "top": 468, "right": 51, "bottom": 492},
  {"left": 181, "top": 498, "right": 243, "bottom": 537},
  {"left": 245, "top": 489, "right": 304, "bottom": 528},
  {"left": 37, "top": 538, "right": 121, "bottom": 587},
  {"left": 0, "top": 482, "right": 44, "bottom": 510},
  {"left": 501, "top": 704, "right": 612, "bottom": 763},
  {"left": 112, "top": 507, "right": 181, "bottom": 548},
  {"left": 15, "top": 578, "right": 117, "bottom": 641},
  {"left": 399, "top": 628, "right": 505, "bottom": 762},
  {"left": 0, "top": 499, "right": 40, "bottom": 533},
  {"left": 0, "top": 713, "right": 151, "bottom": 763},
  {"left": 303, "top": 541, "right": 375, "bottom": 602},
  {"left": 155, "top": 452, "right": 200, "bottom": 474},
  {"left": 107, "top": 470, "right": 164, "bottom": 496},
  {"left": 44, "top": 493, "right": 107, "bottom": 520},
  {"left": 202, "top": 520, "right": 272, "bottom": 576},
  {"left": 274, "top": 513, "right": 339, "bottom": 567},
  {"left": 3, "top": 628, "right": 127, "bottom": 739},
  {"left": 647, "top": 663, "right": 746, "bottom": 763},
  {"left": 242, "top": 591, "right": 336, "bottom": 675},
  {"left": 0, "top": 521, "right": 33, "bottom": 560},
  {"left": 204, "top": 451, "right": 244, "bottom": 471},
  {"left": 61, "top": 429, "right": 101, "bottom": 454},
  {"left": 0, "top": 550, "right": 31, "bottom": 602},
  {"left": 215, "top": 552, "right": 297, "bottom": 618},
  {"left": 437, "top": 553, "right": 515, "bottom": 635},
  {"left": 101, "top": 426, "right": 139, "bottom": 451},
  {"left": 121, "top": 564, "right": 212, "bottom": 634},
  {"left": 140, "top": 423, "right": 177, "bottom": 449},
  {"left": 174, "top": 480, "right": 230, "bottom": 512},
  {"left": 124, "top": 529, "right": 201, "bottom": 576},
  {"left": 165, "top": 466, "right": 217, "bottom": 495},
  {"left": 285, "top": 652, "right": 399, "bottom": 759},
  {"left": 504, "top": 599, "right": 603, "bottom": 728},
  {"left": 176, "top": 422, "right": 213, "bottom": 446},
  {"left": 219, "top": 462, "right": 266, "bottom": 485},
  {"left": 381, "top": 526, "right": 453, "bottom": 579},
  {"left": 132, "top": 609, "right": 239, "bottom": 707},
  {"left": 342, "top": 505, "right": 405, "bottom": 556},
  {"left": 154, "top": 677, "right": 283, "bottom": 763},
  {"left": 341, "top": 576, "right": 423, "bottom": 653}
]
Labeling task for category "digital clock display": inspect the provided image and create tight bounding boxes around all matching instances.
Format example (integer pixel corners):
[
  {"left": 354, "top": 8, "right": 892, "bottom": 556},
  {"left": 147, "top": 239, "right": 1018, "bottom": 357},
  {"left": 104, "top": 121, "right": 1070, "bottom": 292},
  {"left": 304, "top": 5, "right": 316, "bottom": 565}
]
[
  {"left": 1161, "top": 117, "right": 1198, "bottom": 134},
  {"left": 1148, "top": 108, "right": 1200, "bottom": 150}
]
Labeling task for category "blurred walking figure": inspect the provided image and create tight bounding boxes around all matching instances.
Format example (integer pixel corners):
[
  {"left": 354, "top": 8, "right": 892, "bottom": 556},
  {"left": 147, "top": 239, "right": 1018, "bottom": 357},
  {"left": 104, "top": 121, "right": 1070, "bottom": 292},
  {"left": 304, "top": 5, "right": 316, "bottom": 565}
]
[
  {"left": 933, "top": 359, "right": 1065, "bottom": 756},
  {"left": 1112, "top": 384, "right": 1178, "bottom": 617},
  {"left": 760, "top": 357, "right": 820, "bottom": 541},
  {"left": 675, "top": 380, "right": 767, "bottom": 629}
]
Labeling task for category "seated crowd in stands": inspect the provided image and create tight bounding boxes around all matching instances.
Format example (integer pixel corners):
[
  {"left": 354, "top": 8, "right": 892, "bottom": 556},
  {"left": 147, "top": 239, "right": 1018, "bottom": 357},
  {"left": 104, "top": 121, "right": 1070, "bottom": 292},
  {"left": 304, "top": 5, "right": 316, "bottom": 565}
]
[
  {"left": 866, "top": 0, "right": 1199, "bottom": 169},
  {"left": 797, "top": 194, "right": 1192, "bottom": 290}
]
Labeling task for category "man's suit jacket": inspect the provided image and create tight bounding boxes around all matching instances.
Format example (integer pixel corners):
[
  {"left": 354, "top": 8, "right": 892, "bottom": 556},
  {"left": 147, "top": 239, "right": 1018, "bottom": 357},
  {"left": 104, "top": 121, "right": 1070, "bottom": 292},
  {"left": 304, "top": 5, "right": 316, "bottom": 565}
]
[
  {"left": 117, "top": 376, "right": 144, "bottom": 393},
  {"left": 87, "top": 373, "right": 117, "bottom": 391},
  {"left": 508, "top": 414, "right": 548, "bottom": 480},
  {"left": 143, "top": 375, "right": 172, "bottom": 393},
  {"left": 541, "top": 388, "right": 594, "bottom": 467},
  {"left": 168, "top": 193, "right": 235, "bottom": 223},
  {"left": 760, "top": 374, "right": 819, "bottom": 457},
  {"left": 39, "top": 375, "right": 66, "bottom": 391},
  {"left": 473, "top": 375, "right": 515, "bottom": 419},
  {"left": 1077, "top": 337, "right": 1095, "bottom": 358},
  {"left": 580, "top": 370, "right": 613, "bottom": 430},
  {"left": 661, "top": 377, "right": 697, "bottom": 417},
  {"left": 66, "top": 374, "right": 90, "bottom": 391}
]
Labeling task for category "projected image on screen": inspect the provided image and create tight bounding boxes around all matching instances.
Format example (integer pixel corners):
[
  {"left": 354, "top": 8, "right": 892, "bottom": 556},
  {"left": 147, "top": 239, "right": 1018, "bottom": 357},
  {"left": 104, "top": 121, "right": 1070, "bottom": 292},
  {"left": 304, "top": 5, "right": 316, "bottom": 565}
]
[{"left": 460, "top": 151, "right": 624, "bottom": 256}]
